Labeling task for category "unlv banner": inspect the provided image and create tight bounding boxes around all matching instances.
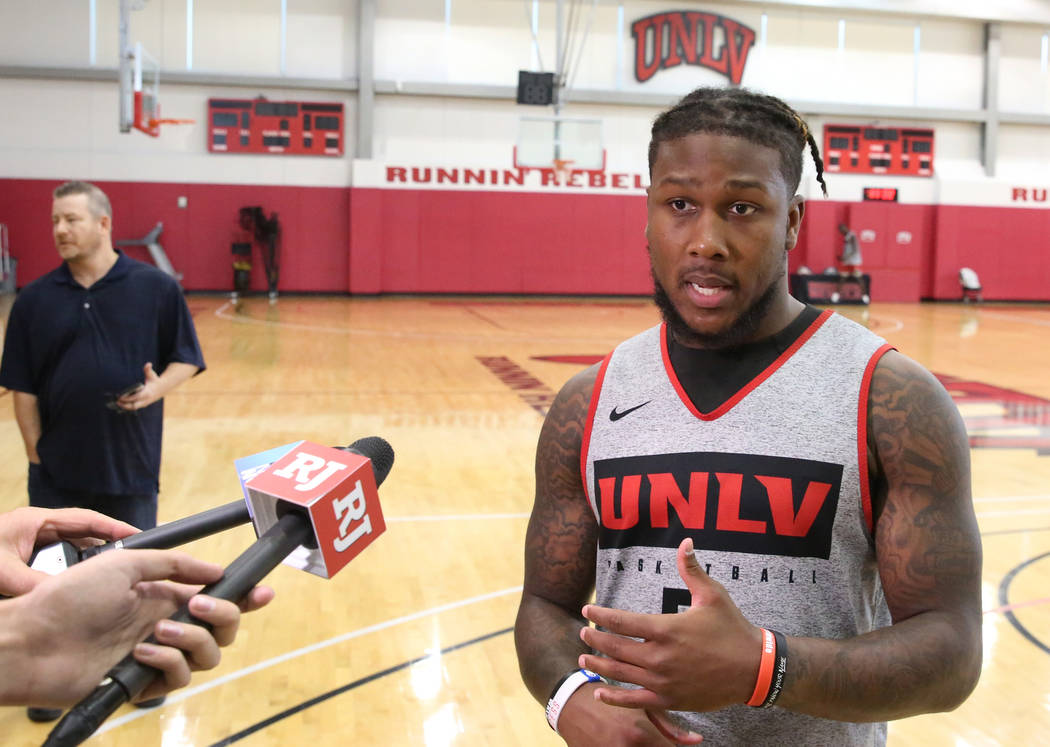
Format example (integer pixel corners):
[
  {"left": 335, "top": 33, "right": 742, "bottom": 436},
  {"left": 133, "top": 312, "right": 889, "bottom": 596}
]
[{"left": 631, "top": 11, "right": 756, "bottom": 85}]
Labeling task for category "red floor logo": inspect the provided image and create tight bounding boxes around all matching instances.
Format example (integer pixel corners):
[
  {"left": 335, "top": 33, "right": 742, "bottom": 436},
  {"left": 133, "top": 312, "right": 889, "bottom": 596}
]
[{"left": 935, "top": 373, "right": 1050, "bottom": 455}]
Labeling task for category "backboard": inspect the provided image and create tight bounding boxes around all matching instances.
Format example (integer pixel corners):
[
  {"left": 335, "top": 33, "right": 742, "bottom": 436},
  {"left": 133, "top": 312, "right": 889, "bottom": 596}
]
[
  {"left": 118, "top": 0, "right": 192, "bottom": 137},
  {"left": 514, "top": 115, "right": 606, "bottom": 173}
]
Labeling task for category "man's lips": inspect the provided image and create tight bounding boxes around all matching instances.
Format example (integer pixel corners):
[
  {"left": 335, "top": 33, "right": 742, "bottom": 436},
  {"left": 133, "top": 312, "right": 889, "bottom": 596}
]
[
  {"left": 683, "top": 274, "right": 734, "bottom": 307},
  {"left": 689, "top": 282, "right": 726, "bottom": 296}
]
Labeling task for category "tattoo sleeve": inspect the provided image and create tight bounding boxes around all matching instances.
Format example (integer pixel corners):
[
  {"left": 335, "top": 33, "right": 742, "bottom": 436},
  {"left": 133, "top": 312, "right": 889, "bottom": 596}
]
[
  {"left": 780, "top": 351, "right": 983, "bottom": 721},
  {"left": 514, "top": 364, "right": 601, "bottom": 704}
]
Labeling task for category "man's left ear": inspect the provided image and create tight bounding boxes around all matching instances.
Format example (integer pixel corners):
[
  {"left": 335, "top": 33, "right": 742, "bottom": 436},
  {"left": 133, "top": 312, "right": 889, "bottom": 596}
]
[{"left": 785, "top": 196, "right": 805, "bottom": 251}]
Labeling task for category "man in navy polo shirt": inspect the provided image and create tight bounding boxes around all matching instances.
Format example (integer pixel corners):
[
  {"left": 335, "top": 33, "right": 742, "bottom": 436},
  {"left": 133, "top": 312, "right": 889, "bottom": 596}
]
[
  {"left": 1, "top": 181, "right": 205, "bottom": 719},
  {"left": 1, "top": 179, "right": 204, "bottom": 529}
]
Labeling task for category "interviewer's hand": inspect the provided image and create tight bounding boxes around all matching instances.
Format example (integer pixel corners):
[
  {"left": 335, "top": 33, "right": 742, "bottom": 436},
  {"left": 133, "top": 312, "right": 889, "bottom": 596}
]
[
  {"left": 3, "top": 549, "right": 274, "bottom": 707},
  {"left": 0, "top": 506, "right": 138, "bottom": 596}
]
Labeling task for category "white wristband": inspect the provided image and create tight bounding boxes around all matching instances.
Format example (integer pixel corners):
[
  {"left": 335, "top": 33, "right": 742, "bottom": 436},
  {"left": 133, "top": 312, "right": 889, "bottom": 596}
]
[{"left": 545, "top": 669, "right": 604, "bottom": 733}]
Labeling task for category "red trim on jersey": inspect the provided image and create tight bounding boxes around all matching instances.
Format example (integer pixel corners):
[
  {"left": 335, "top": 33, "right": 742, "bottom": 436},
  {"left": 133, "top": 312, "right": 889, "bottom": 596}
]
[
  {"left": 858, "top": 343, "right": 894, "bottom": 534},
  {"left": 580, "top": 352, "right": 614, "bottom": 501},
  {"left": 660, "top": 309, "right": 834, "bottom": 421}
]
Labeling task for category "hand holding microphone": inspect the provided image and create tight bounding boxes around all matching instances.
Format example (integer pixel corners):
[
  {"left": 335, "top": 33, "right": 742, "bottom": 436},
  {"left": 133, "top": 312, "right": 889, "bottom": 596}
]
[
  {"left": 0, "top": 548, "right": 273, "bottom": 708},
  {"left": 44, "top": 436, "right": 394, "bottom": 746},
  {"left": 0, "top": 507, "right": 138, "bottom": 596}
]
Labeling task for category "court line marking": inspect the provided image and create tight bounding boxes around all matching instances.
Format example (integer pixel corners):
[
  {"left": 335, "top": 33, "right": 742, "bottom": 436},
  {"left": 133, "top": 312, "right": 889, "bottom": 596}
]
[
  {"left": 984, "top": 596, "right": 1050, "bottom": 616},
  {"left": 387, "top": 512, "right": 529, "bottom": 522},
  {"left": 212, "top": 299, "right": 910, "bottom": 339},
  {"left": 212, "top": 300, "right": 635, "bottom": 344},
  {"left": 979, "top": 525, "right": 1050, "bottom": 537},
  {"left": 208, "top": 626, "right": 515, "bottom": 746},
  {"left": 978, "top": 310, "right": 1050, "bottom": 328},
  {"left": 976, "top": 508, "right": 1050, "bottom": 518},
  {"left": 96, "top": 585, "right": 523, "bottom": 735},
  {"left": 997, "top": 551, "right": 1050, "bottom": 656},
  {"left": 973, "top": 495, "right": 1050, "bottom": 504},
  {"left": 865, "top": 315, "right": 904, "bottom": 333},
  {"left": 460, "top": 304, "right": 508, "bottom": 330}
]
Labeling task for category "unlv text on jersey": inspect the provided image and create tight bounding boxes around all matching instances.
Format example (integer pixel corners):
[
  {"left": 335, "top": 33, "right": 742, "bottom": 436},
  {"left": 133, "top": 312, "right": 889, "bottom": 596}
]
[{"left": 594, "top": 451, "right": 844, "bottom": 559}]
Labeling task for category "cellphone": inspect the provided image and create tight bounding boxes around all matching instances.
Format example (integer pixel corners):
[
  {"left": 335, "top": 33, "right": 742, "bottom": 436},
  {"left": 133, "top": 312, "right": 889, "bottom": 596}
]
[{"left": 105, "top": 382, "right": 144, "bottom": 412}]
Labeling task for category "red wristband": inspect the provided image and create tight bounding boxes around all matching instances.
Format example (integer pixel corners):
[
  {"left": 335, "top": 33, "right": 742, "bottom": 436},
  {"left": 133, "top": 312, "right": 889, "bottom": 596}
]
[{"left": 746, "top": 628, "right": 776, "bottom": 707}]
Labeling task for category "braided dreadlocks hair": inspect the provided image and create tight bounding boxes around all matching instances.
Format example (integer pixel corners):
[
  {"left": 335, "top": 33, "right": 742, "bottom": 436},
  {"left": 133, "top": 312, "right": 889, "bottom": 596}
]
[{"left": 648, "top": 87, "right": 827, "bottom": 197}]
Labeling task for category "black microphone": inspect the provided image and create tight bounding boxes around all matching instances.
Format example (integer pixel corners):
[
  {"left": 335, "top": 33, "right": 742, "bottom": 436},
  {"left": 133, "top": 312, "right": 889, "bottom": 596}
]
[
  {"left": 29, "top": 501, "right": 251, "bottom": 574},
  {"left": 80, "top": 500, "right": 251, "bottom": 558},
  {"left": 43, "top": 437, "right": 394, "bottom": 747},
  {"left": 30, "top": 438, "right": 393, "bottom": 568}
]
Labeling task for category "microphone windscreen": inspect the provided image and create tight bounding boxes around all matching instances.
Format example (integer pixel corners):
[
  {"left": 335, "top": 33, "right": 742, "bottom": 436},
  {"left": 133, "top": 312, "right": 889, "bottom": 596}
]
[{"left": 343, "top": 436, "right": 395, "bottom": 486}]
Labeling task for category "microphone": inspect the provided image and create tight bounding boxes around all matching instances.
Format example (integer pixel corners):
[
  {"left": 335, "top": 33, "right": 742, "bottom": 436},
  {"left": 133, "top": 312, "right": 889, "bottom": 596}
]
[
  {"left": 82, "top": 500, "right": 251, "bottom": 557},
  {"left": 27, "top": 501, "right": 250, "bottom": 575},
  {"left": 43, "top": 437, "right": 394, "bottom": 747},
  {"left": 30, "top": 439, "right": 391, "bottom": 567}
]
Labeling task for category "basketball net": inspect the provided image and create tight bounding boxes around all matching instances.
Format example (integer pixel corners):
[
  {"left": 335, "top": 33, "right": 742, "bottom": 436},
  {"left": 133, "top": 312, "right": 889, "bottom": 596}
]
[{"left": 552, "top": 158, "right": 575, "bottom": 185}]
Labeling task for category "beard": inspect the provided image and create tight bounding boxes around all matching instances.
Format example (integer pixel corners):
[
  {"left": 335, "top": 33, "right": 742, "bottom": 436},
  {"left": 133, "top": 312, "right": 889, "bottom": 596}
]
[{"left": 652, "top": 261, "right": 785, "bottom": 350}]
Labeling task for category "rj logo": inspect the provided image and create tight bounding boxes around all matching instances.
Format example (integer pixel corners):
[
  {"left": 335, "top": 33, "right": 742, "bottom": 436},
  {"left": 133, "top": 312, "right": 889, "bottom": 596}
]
[
  {"left": 272, "top": 452, "right": 348, "bottom": 492},
  {"left": 332, "top": 480, "right": 373, "bottom": 552}
]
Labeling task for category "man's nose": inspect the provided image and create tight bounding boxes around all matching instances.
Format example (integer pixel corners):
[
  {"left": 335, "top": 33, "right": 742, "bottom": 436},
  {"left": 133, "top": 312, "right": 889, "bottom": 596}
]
[{"left": 687, "top": 211, "right": 728, "bottom": 259}]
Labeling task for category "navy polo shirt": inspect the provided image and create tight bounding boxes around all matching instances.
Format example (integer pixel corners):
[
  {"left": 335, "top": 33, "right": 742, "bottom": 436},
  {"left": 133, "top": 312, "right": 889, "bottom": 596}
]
[{"left": 0, "top": 252, "right": 205, "bottom": 494}]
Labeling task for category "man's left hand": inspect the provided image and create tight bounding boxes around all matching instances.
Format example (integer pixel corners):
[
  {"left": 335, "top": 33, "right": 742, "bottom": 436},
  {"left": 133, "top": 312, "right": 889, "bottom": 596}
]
[
  {"left": 0, "top": 506, "right": 139, "bottom": 596},
  {"left": 578, "top": 537, "right": 764, "bottom": 713},
  {"left": 116, "top": 362, "right": 163, "bottom": 411}
]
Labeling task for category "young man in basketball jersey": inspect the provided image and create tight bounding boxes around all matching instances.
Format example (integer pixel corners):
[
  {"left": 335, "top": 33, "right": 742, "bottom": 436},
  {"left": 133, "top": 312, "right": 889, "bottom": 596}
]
[{"left": 515, "top": 88, "right": 982, "bottom": 745}]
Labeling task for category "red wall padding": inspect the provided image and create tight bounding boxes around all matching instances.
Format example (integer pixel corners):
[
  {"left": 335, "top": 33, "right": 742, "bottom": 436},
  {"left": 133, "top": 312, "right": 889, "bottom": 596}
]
[
  {"left": 349, "top": 188, "right": 650, "bottom": 294},
  {"left": 2, "top": 178, "right": 1047, "bottom": 300},
  {"left": 931, "top": 205, "right": 1050, "bottom": 301},
  {"left": 1, "top": 179, "right": 348, "bottom": 293}
]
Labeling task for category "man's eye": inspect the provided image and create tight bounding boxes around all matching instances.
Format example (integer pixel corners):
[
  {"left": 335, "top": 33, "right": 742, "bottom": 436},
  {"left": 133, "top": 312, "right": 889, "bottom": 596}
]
[
  {"left": 670, "top": 199, "right": 690, "bottom": 211},
  {"left": 730, "top": 204, "right": 757, "bottom": 216}
]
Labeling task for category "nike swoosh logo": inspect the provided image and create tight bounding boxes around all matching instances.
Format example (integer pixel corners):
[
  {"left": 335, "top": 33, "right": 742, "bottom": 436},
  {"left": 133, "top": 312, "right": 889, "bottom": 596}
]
[{"left": 609, "top": 401, "right": 651, "bottom": 422}]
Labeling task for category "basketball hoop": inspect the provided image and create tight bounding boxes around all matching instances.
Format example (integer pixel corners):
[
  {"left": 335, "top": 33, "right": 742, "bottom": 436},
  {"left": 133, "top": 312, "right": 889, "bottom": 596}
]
[
  {"left": 132, "top": 90, "right": 194, "bottom": 135},
  {"left": 122, "top": 42, "right": 194, "bottom": 137},
  {"left": 133, "top": 90, "right": 194, "bottom": 137}
]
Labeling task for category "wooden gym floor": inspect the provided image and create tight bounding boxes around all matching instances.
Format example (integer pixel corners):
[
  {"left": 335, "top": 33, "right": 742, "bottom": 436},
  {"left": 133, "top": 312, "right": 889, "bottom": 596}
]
[{"left": 1, "top": 295, "right": 1048, "bottom": 746}]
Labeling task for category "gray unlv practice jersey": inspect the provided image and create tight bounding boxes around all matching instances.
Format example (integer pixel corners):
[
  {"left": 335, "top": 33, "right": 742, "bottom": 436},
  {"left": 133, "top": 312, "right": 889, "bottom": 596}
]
[{"left": 582, "top": 310, "right": 893, "bottom": 746}]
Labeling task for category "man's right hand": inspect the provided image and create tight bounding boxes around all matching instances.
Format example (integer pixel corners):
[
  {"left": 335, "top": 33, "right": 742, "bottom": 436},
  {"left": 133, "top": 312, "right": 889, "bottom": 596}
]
[
  {"left": 556, "top": 682, "right": 703, "bottom": 746},
  {"left": 5, "top": 548, "right": 273, "bottom": 707}
]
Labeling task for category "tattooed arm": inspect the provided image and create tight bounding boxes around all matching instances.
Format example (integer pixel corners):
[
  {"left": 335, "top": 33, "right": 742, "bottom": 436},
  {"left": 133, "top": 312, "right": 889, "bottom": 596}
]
[
  {"left": 515, "top": 365, "right": 599, "bottom": 703},
  {"left": 514, "top": 365, "right": 692, "bottom": 744},
  {"left": 774, "top": 350, "right": 983, "bottom": 720}
]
